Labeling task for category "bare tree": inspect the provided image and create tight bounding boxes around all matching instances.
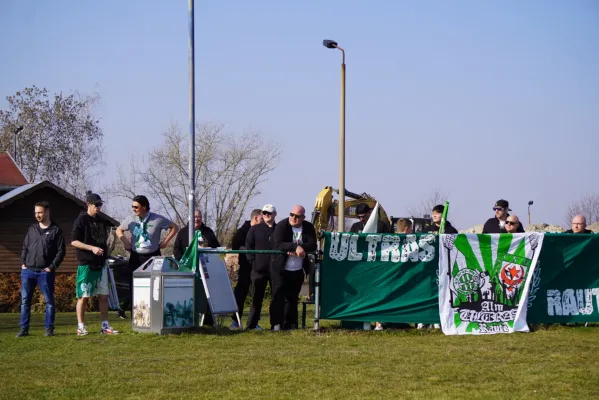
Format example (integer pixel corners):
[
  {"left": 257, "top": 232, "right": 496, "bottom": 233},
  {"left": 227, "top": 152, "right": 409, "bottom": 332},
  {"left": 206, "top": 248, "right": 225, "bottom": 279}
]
[
  {"left": 564, "top": 193, "right": 599, "bottom": 227},
  {"left": 105, "top": 122, "right": 281, "bottom": 246},
  {"left": 0, "top": 86, "right": 104, "bottom": 197},
  {"left": 407, "top": 187, "right": 448, "bottom": 218}
]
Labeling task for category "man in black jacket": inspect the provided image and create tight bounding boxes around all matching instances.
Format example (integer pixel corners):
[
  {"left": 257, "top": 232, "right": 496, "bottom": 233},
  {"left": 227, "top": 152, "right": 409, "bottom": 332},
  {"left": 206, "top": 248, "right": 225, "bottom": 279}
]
[
  {"left": 270, "top": 205, "right": 317, "bottom": 330},
  {"left": 245, "top": 204, "right": 277, "bottom": 330},
  {"left": 173, "top": 210, "right": 220, "bottom": 260},
  {"left": 350, "top": 203, "right": 392, "bottom": 233},
  {"left": 565, "top": 215, "right": 593, "bottom": 234},
  {"left": 426, "top": 204, "right": 459, "bottom": 234},
  {"left": 482, "top": 199, "right": 525, "bottom": 234},
  {"left": 229, "top": 208, "right": 263, "bottom": 328},
  {"left": 17, "top": 201, "right": 65, "bottom": 337}
]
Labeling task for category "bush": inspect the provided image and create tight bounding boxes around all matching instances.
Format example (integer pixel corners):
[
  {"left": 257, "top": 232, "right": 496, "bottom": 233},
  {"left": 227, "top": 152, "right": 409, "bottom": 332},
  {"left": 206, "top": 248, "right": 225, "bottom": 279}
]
[{"left": 0, "top": 272, "right": 98, "bottom": 313}]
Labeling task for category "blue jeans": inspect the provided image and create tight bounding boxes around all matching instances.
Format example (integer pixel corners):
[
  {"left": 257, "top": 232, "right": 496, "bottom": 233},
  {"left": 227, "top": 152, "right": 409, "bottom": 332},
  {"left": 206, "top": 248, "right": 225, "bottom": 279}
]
[{"left": 20, "top": 268, "right": 55, "bottom": 329}]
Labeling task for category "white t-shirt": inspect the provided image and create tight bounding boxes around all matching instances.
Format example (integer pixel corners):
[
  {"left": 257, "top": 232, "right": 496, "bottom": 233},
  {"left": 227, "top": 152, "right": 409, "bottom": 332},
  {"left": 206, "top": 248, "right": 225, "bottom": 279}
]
[{"left": 285, "top": 226, "right": 303, "bottom": 271}]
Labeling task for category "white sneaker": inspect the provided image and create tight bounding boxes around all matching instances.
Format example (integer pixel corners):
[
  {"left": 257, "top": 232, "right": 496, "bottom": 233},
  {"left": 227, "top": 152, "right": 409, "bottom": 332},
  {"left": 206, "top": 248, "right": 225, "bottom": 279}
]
[
  {"left": 272, "top": 324, "right": 281, "bottom": 331},
  {"left": 374, "top": 323, "right": 383, "bottom": 331},
  {"left": 433, "top": 324, "right": 441, "bottom": 329},
  {"left": 77, "top": 326, "right": 88, "bottom": 336},
  {"left": 416, "top": 323, "right": 425, "bottom": 330}
]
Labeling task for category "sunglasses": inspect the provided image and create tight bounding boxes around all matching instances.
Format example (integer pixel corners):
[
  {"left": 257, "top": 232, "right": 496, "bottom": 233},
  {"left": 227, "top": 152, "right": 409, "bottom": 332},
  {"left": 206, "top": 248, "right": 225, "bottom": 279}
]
[
  {"left": 506, "top": 221, "right": 518, "bottom": 225},
  {"left": 94, "top": 203, "right": 103, "bottom": 208},
  {"left": 131, "top": 205, "right": 140, "bottom": 210},
  {"left": 493, "top": 207, "right": 504, "bottom": 211},
  {"left": 289, "top": 213, "right": 305, "bottom": 219},
  {"left": 261, "top": 211, "right": 272, "bottom": 216}
]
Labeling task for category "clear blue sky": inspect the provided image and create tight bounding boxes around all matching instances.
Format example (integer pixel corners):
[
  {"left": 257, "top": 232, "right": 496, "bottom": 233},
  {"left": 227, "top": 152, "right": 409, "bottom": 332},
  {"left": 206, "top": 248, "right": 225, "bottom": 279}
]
[{"left": 1, "top": 0, "right": 598, "bottom": 229}]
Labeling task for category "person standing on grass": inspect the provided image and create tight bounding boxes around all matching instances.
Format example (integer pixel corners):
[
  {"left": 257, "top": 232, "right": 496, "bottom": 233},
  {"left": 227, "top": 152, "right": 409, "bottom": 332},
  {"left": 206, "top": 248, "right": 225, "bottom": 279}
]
[
  {"left": 71, "top": 191, "right": 119, "bottom": 336},
  {"left": 270, "top": 205, "right": 317, "bottom": 331},
  {"left": 116, "top": 195, "right": 179, "bottom": 318},
  {"left": 16, "top": 201, "right": 66, "bottom": 337}
]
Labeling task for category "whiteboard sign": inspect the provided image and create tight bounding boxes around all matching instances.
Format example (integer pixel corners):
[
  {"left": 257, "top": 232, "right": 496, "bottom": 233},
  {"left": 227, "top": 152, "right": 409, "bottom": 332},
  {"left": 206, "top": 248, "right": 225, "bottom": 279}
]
[{"left": 197, "top": 253, "right": 238, "bottom": 315}]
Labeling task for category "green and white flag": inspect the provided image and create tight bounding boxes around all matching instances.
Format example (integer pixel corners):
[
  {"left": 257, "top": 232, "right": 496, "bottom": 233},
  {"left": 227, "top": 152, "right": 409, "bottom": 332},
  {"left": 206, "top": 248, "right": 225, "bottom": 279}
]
[{"left": 439, "top": 232, "right": 544, "bottom": 335}]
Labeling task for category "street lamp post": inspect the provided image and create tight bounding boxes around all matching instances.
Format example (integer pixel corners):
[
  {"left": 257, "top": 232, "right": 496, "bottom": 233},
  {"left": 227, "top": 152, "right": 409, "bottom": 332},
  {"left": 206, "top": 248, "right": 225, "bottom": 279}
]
[
  {"left": 13, "top": 126, "right": 23, "bottom": 161},
  {"left": 188, "top": 0, "right": 196, "bottom": 243},
  {"left": 323, "top": 39, "right": 346, "bottom": 232},
  {"left": 528, "top": 200, "right": 533, "bottom": 226}
]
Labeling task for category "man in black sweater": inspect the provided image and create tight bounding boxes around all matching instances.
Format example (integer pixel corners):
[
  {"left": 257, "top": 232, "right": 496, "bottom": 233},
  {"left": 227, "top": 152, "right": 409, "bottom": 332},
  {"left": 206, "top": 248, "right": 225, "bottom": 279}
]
[
  {"left": 245, "top": 204, "right": 278, "bottom": 330},
  {"left": 426, "top": 204, "right": 458, "bottom": 234},
  {"left": 565, "top": 215, "right": 593, "bottom": 234},
  {"left": 173, "top": 209, "right": 220, "bottom": 260},
  {"left": 350, "top": 203, "right": 392, "bottom": 233},
  {"left": 229, "top": 208, "right": 263, "bottom": 328},
  {"left": 270, "top": 205, "right": 317, "bottom": 330},
  {"left": 482, "top": 199, "right": 525, "bottom": 234},
  {"left": 17, "top": 201, "right": 65, "bottom": 337}
]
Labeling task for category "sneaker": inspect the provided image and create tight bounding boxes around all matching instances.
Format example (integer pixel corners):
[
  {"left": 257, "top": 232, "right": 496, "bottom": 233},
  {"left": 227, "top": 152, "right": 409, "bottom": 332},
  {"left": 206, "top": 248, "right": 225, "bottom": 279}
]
[
  {"left": 433, "top": 324, "right": 441, "bottom": 329},
  {"left": 229, "top": 321, "right": 240, "bottom": 329},
  {"left": 254, "top": 324, "right": 263, "bottom": 331},
  {"left": 374, "top": 322, "right": 384, "bottom": 331},
  {"left": 101, "top": 326, "right": 120, "bottom": 335},
  {"left": 116, "top": 310, "right": 127, "bottom": 319},
  {"left": 44, "top": 328, "right": 55, "bottom": 337},
  {"left": 416, "top": 323, "right": 425, "bottom": 330},
  {"left": 77, "top": 326, "right": 89, "bottom": 336},
  {"left": 272, "top": 324, "right": 281, "bottom": 331},
  {"left": 16, "top": 328, "right": 29, "bottom": 337}
]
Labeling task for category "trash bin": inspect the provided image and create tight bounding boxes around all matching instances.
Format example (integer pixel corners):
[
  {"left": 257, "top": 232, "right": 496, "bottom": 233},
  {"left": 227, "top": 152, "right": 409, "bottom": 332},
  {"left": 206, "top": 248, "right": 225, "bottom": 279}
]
[{"left": 131, "top": 256, "right": 196, "bottom": 334}]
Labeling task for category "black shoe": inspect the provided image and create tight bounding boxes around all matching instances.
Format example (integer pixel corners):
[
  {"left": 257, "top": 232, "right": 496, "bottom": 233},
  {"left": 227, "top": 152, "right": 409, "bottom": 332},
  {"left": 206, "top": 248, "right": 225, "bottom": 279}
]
[
  {"left": 116, "top": 310, "right": 127, "bottom": 319},
  {"left": 16, "top": 328, "right": 29, "bottom": 337},
  {"left": 44, "top": 328, "right": 55, "bottom": 337}
]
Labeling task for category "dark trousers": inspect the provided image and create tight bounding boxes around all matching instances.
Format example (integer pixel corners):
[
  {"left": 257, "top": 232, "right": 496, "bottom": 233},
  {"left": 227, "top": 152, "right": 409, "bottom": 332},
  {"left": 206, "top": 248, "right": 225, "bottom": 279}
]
[
  {"left": 270, "top": 269, "right": 304, "bottom": 329},
  {"left": 247, "top": 269, "right": 270, "bottom": 329},
  {"left": 20, "top": 269, "right": 55, "bottom": 329},
  {"left": 123, "top": 250, "right": 160, "bottom": 312},
  {"left": 232, "top": 262, "right": 251, "bottom": 321}
]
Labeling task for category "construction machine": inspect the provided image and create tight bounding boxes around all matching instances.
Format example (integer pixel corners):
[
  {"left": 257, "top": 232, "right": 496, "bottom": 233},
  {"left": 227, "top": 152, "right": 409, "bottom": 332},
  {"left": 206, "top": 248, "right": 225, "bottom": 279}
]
[{"left": 311, "top": 186, "right": 391, "bottom": 233}]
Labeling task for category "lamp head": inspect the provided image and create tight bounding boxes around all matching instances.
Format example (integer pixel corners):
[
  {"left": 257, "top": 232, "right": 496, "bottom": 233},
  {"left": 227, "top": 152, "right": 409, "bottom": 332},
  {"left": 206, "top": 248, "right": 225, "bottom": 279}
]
[
  {"left": 528, "top": 200, "right": 533, "bottom": 206},
  {"left": 323, "top": 39, "right": 338, "bottom": 49}
]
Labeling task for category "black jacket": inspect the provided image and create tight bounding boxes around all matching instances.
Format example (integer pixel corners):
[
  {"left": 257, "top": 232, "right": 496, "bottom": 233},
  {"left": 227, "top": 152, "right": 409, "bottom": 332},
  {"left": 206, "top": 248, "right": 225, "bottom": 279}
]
[
  {"left": 426, "top": 221, "right": 458, "bottom": 234},
  {"left": 564, "top": 229, "right": 593, "bottom": 234},
  {"left": 72, "top": 211, "right": 111, "bottom": 266},
  {"left": 21, "top": 221, "right": 66, "bottom": 272},
  {"left": 231, "top": 220, "right": 252, "bottom": 271},
  {"left": 246, "top": 222, "right": 276, "bottom": 274},
  {"left": 350, "top": 219, "right": 393, "bottom": 234},
  {"left": 482, "top": 216, "right": 525, "bottom": 234},
  {"left": 270, "top": 219, "right": 317, "bottom": 274},
  {"left": 173, "top": 223, "right": 220, "bottom": 260}
]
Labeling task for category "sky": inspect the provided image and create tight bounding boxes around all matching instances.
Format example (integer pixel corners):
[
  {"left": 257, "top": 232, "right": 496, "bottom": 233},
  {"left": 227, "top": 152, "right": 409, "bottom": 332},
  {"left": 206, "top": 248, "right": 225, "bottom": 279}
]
[{"left": 1, "top": 0, "right": 598, "bottom": 229}]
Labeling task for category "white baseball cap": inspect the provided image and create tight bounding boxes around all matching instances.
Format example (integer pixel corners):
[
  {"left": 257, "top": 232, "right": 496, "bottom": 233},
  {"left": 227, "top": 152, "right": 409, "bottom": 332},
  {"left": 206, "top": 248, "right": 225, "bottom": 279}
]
[{"left": 262, "top": 204, "right": 276, "bottom": 213}]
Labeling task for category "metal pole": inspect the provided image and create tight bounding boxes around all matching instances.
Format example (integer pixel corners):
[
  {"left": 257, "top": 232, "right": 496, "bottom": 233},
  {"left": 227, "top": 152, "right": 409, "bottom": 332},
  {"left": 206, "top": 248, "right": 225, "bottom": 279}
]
[
  {"left": 313, "top": 239, "right": 321, "bottom": 331},
  {"left": 188, "top": 0, "right": 196, "bottom": 244},
  {"left": 338, "top": 49, "right": 346, "bottom": 232},
  {"left": 13, "top": 126, "right": 23, "bottom": 161}
]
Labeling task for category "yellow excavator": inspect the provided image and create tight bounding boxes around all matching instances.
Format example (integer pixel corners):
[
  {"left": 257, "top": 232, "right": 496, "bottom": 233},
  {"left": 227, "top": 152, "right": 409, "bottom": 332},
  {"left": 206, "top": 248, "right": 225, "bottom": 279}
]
[
  {"left": 311, "top": 186, "right": 391, "bottom": 233},
  {"left": 311, "top": 186, "right": 432, "bottom": 234}
]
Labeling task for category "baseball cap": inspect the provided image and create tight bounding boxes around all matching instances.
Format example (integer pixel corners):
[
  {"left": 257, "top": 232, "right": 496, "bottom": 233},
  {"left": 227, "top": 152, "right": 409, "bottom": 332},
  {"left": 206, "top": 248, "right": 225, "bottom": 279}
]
[
  {"left": 86, "top": 191, "right": 103, "bottom": 206},
  {"left": 495, "top": 199, "right": 511, "bottom": 211},
  {"left": 262, "top": 204, "right": 276, "bottom": 213}
]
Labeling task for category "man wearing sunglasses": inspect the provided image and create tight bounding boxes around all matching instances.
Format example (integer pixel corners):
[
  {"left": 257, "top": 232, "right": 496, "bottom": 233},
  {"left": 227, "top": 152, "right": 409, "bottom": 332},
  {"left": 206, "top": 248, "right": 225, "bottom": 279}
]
[
  {"left": 71, "top": 191, "right": 118, "bottom": 335},
  {"left": 270, "top": 205, "right": 317, "bottom": 330},
  {"left": 245, "top": 204, "right": 278, "bottom": 330},
  {"left": 482, "top": 199, "right": 524, "bottom": 234},
  {"left": 350, "top": 203, "right": 392, "bottom": 234},
  {"left": 505, "top": 215, "right": 521, "bottom": 233},
  {"left": 116, "top": 195, "right": 179, "bottom": 318}
]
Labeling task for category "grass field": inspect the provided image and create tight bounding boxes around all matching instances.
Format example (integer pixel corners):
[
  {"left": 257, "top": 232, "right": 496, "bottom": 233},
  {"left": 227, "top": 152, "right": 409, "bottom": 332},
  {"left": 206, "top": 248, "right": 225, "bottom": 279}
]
[{"left": 1, "top": 311, "right": 598, "bottom": 400}]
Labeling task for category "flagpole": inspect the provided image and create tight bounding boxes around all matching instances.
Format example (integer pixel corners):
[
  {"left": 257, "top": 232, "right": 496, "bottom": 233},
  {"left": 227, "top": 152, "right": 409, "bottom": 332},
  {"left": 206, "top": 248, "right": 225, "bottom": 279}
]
[{"left": 188, "top": 0, "right": 196, "bottom": 244}]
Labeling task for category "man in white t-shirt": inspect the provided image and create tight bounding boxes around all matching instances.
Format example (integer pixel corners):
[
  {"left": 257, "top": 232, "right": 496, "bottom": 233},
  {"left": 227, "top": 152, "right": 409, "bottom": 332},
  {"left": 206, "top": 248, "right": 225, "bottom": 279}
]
[{"left": 269, "top": 205, "right": 317, "bottom": 330}]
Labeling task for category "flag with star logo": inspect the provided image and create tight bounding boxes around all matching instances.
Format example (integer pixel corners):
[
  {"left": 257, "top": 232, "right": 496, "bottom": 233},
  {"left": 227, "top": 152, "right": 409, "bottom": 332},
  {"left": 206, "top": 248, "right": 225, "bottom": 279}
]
[{"left": 438, "top": 232, "right": 544, "bottom": 335}]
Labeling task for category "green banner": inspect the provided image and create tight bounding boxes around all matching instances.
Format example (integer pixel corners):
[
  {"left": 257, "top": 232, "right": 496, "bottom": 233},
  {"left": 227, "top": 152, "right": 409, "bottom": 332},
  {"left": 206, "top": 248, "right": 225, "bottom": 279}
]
[
  {"left": 527, "top": 233, "right": 599, "bottom": 323},
  {"left": 321, "top": 232, "right": 440, "bottom": 324},
  {"left": 321, "top": 232, "right": 599, "bottom": 326}
]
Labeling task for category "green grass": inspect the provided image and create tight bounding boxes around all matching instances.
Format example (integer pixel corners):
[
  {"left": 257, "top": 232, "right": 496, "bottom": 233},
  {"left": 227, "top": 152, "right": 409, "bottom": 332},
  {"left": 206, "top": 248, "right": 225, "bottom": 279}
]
[{"left": 1, "top": 311, "right": 598, "bottom": 400}]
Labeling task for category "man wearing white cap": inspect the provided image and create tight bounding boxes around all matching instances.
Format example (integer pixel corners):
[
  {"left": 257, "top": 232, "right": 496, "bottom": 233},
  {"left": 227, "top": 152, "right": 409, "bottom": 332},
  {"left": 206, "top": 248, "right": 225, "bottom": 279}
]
[{"left": 245, "top": 204, "right": 277, "bottom": 330}]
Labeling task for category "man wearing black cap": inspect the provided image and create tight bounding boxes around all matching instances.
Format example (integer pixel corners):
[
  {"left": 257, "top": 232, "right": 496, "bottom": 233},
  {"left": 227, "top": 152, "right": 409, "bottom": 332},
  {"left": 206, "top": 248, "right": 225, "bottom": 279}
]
[
  {"left": 71, "top": 191, "right": 119, "bottom": 335},
  {"left": 350, "top": 203, "right": 392, "bottom": 234},
  {"left": 426, "top": 204, "right": 458, "bottom": 234},
  {"left": 482, "top": 199, "right": 524, "bottom": 234}
]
